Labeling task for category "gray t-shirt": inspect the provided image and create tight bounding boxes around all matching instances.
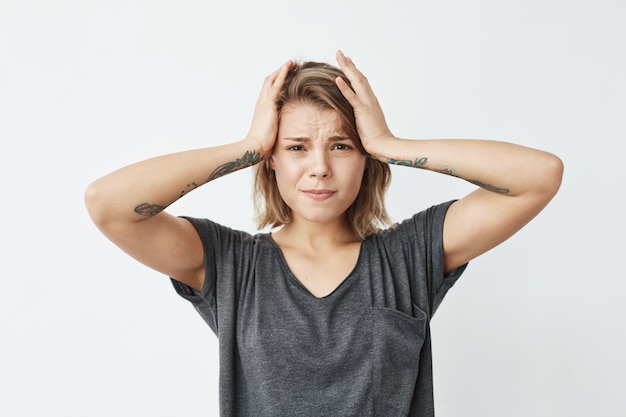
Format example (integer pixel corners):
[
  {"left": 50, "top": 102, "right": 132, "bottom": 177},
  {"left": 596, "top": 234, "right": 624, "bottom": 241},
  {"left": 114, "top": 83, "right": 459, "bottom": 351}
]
[{"left": 172, "top": 200, "right": 466, "bottom": 417}]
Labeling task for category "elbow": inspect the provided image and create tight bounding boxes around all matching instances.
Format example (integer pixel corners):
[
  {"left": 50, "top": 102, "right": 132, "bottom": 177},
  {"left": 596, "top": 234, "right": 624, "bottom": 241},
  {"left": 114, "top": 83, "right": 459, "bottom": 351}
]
[
  {"left": 84, "top": 179, "right": 109, "bottom": 229},
  {"left": 85, "top": 178, "right": 148, "bottom": 233},
  {"left": 539, "top": 152, "right": 564, "bottom": 200},
  {"left": 548, "top": 152, "right": 564, "bottom": 193}
]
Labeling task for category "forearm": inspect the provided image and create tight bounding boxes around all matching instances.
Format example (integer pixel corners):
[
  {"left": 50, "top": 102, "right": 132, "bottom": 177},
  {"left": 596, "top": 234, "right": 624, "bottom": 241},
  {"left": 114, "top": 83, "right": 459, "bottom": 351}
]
[
  {"left": 85, "top": 139, "right": 262, "bottom": 225},
  {"left": 367, "top": 138, "right": 563, "bottom": 197}
]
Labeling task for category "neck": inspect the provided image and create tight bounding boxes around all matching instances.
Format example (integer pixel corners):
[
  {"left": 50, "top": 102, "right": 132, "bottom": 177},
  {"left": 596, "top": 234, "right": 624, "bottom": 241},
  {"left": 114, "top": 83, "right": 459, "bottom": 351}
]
[{"left": 273, "top": 217, "right": 359, "bottom": 251}]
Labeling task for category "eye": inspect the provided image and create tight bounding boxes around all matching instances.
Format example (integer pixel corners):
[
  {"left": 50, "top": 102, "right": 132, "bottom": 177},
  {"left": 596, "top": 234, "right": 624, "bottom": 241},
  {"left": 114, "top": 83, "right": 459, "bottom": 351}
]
[
  {"left": 287, "top": 145, "right": 305, "bottom": 151},
  {"left": 332, "top": 143, "right": 352, "bottom": 151}
]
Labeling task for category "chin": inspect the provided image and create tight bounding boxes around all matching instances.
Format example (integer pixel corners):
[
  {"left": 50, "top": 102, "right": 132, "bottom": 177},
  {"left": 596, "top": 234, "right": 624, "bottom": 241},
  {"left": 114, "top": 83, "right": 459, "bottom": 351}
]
[{"left": 297, "top": 209, "right": 348, "bottom": 226}]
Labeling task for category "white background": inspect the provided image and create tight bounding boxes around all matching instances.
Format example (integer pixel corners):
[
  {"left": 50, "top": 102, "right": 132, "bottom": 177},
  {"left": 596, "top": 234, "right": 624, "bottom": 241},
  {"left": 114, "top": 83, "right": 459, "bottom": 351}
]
[{"left": 1, "top": 0, "right": 624, "bottom": 416}]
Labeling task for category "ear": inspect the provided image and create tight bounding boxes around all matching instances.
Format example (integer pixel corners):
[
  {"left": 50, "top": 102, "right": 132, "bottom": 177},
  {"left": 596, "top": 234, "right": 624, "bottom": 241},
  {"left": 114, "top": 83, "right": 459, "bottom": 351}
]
[{"left": 268, "top": 156, "right": 275, "bottom": 170}]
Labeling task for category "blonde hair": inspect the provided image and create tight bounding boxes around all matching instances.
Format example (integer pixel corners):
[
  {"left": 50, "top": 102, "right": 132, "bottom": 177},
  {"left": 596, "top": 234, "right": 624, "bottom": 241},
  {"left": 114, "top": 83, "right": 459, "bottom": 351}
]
[{"left": 254, "top": 61, "right": 392, "bottom": 239}]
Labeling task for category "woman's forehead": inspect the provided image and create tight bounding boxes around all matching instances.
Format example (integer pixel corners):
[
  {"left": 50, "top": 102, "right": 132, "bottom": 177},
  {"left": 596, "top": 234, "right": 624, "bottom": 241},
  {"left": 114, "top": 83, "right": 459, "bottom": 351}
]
[{"left": 279, "top": 103, "right": 345, "bottom": 134}]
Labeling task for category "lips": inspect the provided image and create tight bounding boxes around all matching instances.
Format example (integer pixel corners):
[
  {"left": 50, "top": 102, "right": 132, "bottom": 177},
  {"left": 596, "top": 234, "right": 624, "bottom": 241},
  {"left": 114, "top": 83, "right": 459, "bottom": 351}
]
[{"left": 301, "top": 189, "right": 336, "bottom": 201}]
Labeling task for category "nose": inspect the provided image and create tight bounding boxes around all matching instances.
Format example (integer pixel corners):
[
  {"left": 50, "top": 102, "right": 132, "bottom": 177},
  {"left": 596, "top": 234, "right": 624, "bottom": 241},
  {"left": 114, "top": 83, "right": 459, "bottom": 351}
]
[{"left": 308, "top": 150, "right": 331, "bottom": 178}]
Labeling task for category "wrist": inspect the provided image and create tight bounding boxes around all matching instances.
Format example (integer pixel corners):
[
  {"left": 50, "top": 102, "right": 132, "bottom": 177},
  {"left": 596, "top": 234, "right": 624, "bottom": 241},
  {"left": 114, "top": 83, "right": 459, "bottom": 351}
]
[
  {"left": 240, "top": 136, "right": 273, "bottom": 160},
  {"left": 362, "top": 135, "right": 397, "bottom": 161}
]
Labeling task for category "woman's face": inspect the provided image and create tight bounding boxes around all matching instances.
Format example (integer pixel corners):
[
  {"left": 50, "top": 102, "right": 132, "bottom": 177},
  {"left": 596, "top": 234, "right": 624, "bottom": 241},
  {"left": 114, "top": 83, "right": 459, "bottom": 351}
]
[{"left": 271, "top": 102, "right": 366, "bottom": 227}]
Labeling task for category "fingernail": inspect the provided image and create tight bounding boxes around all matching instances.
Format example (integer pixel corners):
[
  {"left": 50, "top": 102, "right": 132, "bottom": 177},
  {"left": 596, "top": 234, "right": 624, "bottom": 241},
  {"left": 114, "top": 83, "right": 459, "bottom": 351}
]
[{"left": 339, "top": 50, "right": 352, "bottom": 63}]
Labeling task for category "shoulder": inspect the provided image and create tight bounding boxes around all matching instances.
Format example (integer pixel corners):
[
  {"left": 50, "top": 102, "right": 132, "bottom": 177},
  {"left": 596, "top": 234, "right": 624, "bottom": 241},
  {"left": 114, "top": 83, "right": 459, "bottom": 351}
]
[
  {"left": 372, "top": 200, "right": 456, "bottom": 241},
  {"left": 182, "top": 216, "right": 261, "bottom": 244},
  {"left": 179, "top": 217, "right": 279, "bottom": 268}
]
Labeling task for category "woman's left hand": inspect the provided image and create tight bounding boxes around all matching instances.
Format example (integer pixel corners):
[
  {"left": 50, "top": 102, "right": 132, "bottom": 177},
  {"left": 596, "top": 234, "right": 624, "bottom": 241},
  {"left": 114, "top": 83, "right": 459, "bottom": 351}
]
[{"left": 334, "top": 50, "right": 395, "bottom": 153}]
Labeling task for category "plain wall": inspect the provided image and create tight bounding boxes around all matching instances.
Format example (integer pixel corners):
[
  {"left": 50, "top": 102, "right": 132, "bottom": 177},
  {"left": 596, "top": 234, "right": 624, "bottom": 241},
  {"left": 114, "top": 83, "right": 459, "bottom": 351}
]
[{"left": 1, "top": 0, "right": 624, "bottom": 415}]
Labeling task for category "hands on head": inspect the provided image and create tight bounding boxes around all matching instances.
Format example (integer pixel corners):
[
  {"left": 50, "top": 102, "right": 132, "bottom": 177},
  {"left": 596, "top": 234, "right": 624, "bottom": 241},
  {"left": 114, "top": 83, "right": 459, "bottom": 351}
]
[
  {"left": 244, "top": 59, "right": 296, "bottom": 157},
  {"left": 244, "top": 50, "right": 394, "bottom": 160},
  {"left": 334, "top": 50, "right": 394, "bottom": 153}
]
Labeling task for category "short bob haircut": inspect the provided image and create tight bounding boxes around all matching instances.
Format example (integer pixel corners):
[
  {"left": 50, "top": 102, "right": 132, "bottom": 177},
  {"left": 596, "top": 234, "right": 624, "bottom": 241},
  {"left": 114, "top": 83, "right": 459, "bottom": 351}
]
[{"left": 254, "top": 61, "right": 392, "bottom": 239}]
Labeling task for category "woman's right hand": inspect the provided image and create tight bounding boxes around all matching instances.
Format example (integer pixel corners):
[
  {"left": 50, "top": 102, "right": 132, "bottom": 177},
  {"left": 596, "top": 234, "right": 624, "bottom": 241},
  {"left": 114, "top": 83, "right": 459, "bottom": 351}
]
[{"left": 244, "top": 60, "right": 296, "bottom": 157}]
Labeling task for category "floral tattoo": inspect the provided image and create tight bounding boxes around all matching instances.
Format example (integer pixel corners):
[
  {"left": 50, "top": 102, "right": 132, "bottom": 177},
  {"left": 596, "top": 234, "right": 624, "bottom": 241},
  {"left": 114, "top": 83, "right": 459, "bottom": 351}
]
[
  {"left": 388, "top": 157, "right": 428, "bottom": 168},
  {"left": 208, "top": 150, "right": 263, "bottom": 181}
]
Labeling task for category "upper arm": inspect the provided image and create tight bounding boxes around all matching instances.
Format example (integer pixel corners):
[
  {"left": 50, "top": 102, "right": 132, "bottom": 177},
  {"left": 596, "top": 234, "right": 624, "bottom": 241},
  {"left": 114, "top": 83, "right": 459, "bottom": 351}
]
[
  {"left": 96, "top": 212, "right": 206, "bottom": 291},
  {"left": 442, "top": 166, "right": 563, "bottom": 273}
]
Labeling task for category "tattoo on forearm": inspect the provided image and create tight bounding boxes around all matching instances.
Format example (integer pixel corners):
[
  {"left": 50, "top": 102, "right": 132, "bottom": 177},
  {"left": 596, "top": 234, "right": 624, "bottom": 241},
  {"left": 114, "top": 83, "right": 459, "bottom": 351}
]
[
  {"left": 388, "top": 157, "right": 428, "bottom": 168},
  {"left": 467, "top": 179, "right": 510, "bottom": 194},
  {"left": 433, "top": 167, "right": 510, "bottom": 194},
  {"left": 131, "top": 151, "right": 262, "bottom": 218},
  {"left": 208, "top": 150, "right": 263, "bottom": 181},
  {"left": 180, "top": 181, "right": 199, "bottom": 197},
  {"left": 134, "top": 202, "right": 166, "bottom": 216},
  {"left": 434, "top": 167, "right": 456, "bottom": 176}
]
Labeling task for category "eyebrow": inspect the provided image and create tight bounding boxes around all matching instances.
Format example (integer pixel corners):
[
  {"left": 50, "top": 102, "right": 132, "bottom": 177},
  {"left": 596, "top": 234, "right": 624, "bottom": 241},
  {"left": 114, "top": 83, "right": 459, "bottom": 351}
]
[{"left": 281, "top": 136, "right": 353, "bottom": 142}]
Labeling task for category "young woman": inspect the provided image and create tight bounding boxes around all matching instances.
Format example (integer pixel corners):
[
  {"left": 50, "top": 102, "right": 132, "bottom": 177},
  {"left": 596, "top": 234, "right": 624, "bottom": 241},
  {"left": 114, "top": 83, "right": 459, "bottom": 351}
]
[{"left": 85, "top": 50, "right": 563, "bottom": 416}]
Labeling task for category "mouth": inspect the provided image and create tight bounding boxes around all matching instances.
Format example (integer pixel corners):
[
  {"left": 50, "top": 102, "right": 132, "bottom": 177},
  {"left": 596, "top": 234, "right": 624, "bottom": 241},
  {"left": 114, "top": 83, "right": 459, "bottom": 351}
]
[{"left": 301, "top": 189, "right": 336, "bottom": 201}]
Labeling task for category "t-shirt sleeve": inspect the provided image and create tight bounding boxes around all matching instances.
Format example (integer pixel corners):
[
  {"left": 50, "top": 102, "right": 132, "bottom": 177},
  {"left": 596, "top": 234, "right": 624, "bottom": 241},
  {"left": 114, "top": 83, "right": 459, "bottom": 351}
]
[
  {"left": 400, "top": 200, "right": 467, "bottom": 317},
  {"left": 169, "top": 217, "right": 252, "bottom": 335}
]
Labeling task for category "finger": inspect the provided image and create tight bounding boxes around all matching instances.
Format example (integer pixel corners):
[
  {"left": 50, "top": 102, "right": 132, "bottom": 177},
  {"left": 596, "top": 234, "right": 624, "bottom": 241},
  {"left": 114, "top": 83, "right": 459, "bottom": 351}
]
[
  {"left": 265, "top": 60, "right": 294, "bottom": 87},
  {"left": 336, "top": 49, "right": 352, "bottom": 65},
  {"left": 336, "top": 50, "right": 378, "bottom": 103},
  {"left": 335, "top": 75, "right": 357, "bottom": 104},
  {"left": 335, "top": 50, "right": 352, "bottom": 79},
  {"left": 335, "top": 50, "right": 368, "bottom": 85},
  {"left": 271, "top": 60, "right": 294, "bottom": 89},
  {"left": 262, "top": 60, "right": 292, "bottom": 91}
]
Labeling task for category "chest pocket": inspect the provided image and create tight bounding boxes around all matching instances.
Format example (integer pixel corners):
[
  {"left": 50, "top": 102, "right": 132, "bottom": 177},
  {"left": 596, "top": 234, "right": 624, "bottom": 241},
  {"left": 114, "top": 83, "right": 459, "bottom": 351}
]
[{"left": 371, "top": 306, "right": 428, "bottom": 416}]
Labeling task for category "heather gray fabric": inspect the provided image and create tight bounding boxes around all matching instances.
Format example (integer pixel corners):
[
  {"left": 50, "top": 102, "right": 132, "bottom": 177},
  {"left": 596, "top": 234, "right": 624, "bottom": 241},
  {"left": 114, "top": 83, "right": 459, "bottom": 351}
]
[{"left": 171, "top": 200, "right": 466, "bottom": 417}]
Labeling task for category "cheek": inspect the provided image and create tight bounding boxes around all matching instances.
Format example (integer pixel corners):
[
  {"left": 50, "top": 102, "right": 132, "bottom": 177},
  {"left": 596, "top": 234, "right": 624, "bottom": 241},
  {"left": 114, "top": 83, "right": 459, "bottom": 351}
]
[
  {"left": 272, "top": 158, "right": 294, "bottom": 180},
  {"left": 272, "top": 160, "right": 302, "bottom": 196},
  {"left": 352, "top": 157, "right": 367, "bottom": 181},
  {"left": 342, "top": 159, "right": 367, "bottom": 192}
]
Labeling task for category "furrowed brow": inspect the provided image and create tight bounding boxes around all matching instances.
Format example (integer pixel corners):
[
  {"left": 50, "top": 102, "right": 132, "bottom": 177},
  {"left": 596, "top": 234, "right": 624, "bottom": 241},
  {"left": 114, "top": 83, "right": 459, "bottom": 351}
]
[
  {"left": 279, "top": 136, "right": 353, "bottom": 143},
  {"left": 281, "top": 137, "right": 310, "bottom": 142},
  {"left": 329, "top": 136, "right": 354, "bottom": 142}
]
